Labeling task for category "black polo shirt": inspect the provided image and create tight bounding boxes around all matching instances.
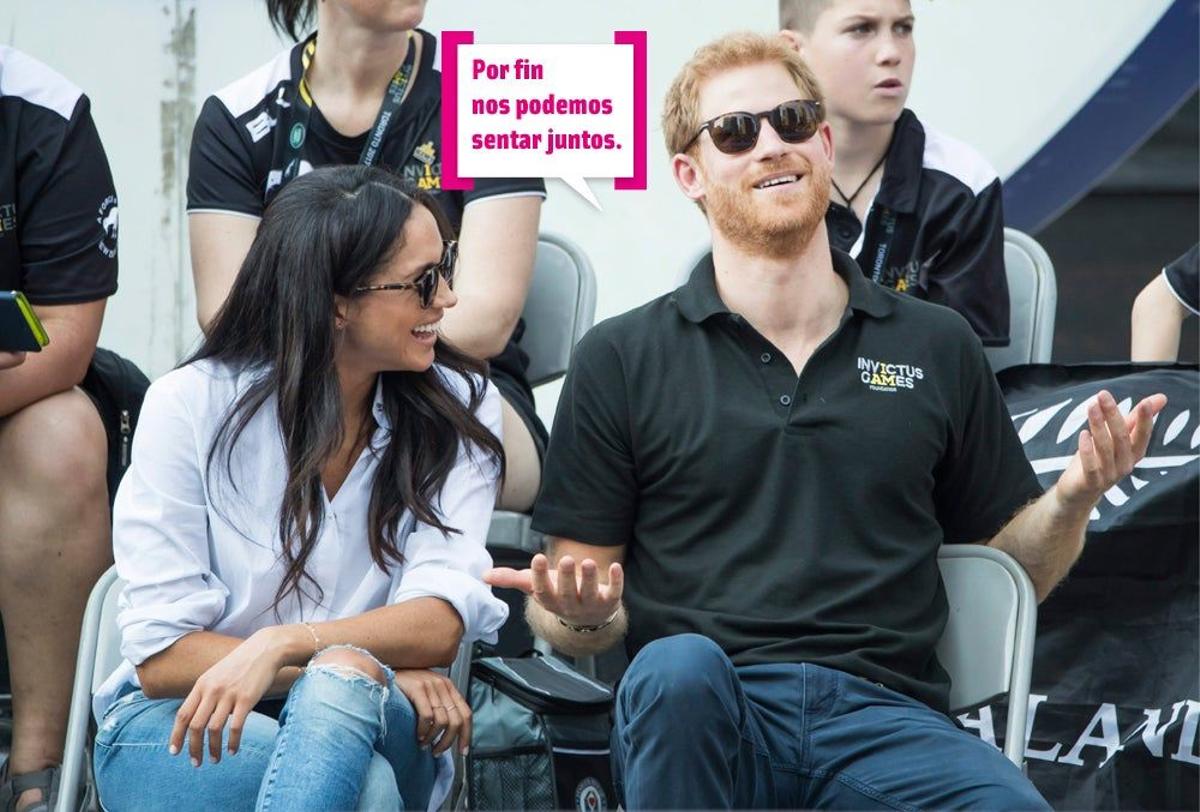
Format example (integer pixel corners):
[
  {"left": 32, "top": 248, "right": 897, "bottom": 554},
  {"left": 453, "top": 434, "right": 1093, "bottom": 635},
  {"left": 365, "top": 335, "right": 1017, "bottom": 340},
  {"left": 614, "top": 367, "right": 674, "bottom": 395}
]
[
  {"left": 533, "top": 249, "right": 1042, "bottom": 713},
  {"left": 826, "top": 109, "right": 1009, "bottom": 347},
  {"left": 0, "top": 46, "right": 118, "bottom": 303}
]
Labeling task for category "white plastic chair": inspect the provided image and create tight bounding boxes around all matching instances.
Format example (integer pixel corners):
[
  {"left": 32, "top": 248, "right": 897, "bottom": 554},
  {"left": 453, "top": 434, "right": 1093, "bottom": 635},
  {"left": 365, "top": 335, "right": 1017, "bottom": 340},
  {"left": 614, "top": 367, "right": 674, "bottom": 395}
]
[
  {"left": 985, "top": 228, "right": 1058, "bottom": 372},
  {"left": 58, "top": 567, "right": 475, "bottom": 812},
  {"left": 936, "top": 544, "right": 1038, "bottom": 768},
  {"left": 57, "top": 566, "right": 120, "bottom": 812}
]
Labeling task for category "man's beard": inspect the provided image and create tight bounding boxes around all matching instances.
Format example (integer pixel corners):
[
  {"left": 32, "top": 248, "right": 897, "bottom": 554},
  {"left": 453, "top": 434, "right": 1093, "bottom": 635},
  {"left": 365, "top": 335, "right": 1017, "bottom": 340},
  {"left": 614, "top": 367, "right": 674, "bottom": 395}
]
[{"left": 705, "top": 158, "right": 832, "bottom": 260}]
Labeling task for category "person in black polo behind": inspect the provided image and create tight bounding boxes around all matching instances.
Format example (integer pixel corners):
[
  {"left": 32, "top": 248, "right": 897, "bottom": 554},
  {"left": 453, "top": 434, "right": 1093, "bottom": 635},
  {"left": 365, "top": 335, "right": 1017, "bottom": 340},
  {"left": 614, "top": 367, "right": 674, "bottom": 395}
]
[
  {"left": 0, "top": 46, "right": 122, "bottom": 812},
  {"left": 486, "top": 32, "right": 1167, "bottom": 810}
]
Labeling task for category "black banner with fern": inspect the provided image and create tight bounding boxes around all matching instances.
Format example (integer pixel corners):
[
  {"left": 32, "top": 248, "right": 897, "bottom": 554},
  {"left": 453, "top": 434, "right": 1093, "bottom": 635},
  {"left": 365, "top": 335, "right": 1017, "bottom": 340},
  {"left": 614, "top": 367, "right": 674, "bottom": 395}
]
[{"left": 962, "top": 363, "right": 1199, "bottom": 810}]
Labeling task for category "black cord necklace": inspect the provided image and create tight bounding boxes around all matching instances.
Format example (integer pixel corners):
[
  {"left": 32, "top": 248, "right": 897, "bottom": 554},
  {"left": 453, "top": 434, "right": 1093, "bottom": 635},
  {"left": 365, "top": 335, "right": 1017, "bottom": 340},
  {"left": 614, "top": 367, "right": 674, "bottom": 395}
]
[{"left": 831, "top": 151, "right": 888, "bottom": 209}]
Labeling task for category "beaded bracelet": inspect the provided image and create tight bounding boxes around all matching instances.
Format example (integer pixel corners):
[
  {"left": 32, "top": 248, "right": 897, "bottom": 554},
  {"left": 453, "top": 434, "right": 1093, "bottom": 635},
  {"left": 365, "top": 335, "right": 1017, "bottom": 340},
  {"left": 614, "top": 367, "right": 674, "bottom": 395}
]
[
  {"left": 302, "top": 621, "right": 322, "bottom": 656},
  {"left": 558, "top": 607, "right": 620, "bottom": 634}
]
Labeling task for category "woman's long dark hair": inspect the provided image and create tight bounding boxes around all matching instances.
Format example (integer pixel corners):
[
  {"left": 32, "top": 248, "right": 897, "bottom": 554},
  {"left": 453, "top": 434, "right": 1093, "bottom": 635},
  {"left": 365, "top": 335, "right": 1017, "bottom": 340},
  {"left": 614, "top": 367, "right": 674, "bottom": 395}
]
[
  {"left": 189, "top": 165, "right": 504, "bottom": 612},
  {"left": 266, "top": 0, "right": 316, "bottom": 41}
]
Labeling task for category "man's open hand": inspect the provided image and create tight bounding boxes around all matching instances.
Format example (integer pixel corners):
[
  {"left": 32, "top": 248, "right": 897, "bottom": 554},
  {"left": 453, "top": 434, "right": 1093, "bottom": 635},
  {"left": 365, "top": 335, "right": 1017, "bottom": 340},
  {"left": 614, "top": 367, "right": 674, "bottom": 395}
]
[
  {"left": 485, "top": 554, "right": 624, "bottom": 627},
  {"left": 1056, "top": 389, "right": 1167, "bottom": 511}
]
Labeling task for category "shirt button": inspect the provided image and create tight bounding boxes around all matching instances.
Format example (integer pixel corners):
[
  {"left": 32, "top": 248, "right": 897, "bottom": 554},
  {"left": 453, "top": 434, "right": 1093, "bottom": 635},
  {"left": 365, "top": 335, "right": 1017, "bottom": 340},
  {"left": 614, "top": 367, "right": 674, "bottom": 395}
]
[
  {"left": 780, "top": 394, "right": 792, "bottom": 406},
  {"left": 760, "top": 352, "right": 771, "bottom": 364}
]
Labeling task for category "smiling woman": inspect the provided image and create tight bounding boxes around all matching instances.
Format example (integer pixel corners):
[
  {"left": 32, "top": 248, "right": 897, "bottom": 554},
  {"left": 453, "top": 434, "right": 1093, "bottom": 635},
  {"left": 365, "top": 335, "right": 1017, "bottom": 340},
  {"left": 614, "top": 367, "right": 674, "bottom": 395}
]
[{"left": 91, "top": 165, "right": 508, "bottom": 812}]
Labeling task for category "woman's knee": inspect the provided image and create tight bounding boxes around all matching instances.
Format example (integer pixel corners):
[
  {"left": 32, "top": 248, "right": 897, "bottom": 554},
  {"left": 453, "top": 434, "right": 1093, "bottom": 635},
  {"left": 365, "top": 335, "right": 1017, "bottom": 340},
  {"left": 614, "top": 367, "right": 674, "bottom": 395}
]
[
  {"left": 287, "top": 646, "right": 394, "bottom": 732},
  {"left": 308, "top": 646, "right": 389, "bottom": 686}
]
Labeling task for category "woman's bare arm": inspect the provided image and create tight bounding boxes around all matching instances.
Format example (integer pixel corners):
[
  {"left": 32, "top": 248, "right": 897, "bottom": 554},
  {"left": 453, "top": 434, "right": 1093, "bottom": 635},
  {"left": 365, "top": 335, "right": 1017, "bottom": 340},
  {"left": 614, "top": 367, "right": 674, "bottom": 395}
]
[
  {"left": 439, "top": 195, "right": 541, "bottom": 359},
  {"left": 188, "top": 212, "right": 260, "bottom": 333},
  {"left": 137, "top": 596, "right": 463, "bottom": 698}
]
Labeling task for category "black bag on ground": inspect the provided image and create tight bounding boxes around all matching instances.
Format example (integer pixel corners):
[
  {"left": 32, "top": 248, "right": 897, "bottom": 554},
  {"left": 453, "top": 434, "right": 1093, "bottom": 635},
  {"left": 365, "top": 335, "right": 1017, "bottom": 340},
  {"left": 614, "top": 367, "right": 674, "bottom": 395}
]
[
  {"left": 468, "top": 654, "right": 615, "bottom": 811},
  {"left": 79, "top": 347, "right": 150, "bottom": 504}
]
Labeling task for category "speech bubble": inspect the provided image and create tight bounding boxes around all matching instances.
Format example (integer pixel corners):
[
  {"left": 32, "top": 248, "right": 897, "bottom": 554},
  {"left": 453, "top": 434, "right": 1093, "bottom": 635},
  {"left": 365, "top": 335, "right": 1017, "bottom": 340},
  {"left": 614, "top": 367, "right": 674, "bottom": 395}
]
[{"left": 441, "top": 32, "right": 647, "bottom": 211}]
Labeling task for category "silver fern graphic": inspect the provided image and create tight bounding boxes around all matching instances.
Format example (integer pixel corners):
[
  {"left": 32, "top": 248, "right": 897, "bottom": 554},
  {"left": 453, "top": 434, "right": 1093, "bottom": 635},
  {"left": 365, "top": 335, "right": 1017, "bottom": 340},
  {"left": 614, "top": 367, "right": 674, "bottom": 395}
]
[{"left": 1011, "top": 397, "right": 1199, "bottom": 521}]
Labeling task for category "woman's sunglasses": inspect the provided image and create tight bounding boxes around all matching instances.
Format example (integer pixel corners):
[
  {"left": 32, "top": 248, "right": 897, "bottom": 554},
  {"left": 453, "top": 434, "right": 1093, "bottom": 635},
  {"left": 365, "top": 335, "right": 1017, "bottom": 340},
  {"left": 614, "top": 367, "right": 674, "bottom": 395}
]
[
  {"left": 354, "top": 240, "right": 458, "bottom": 308},
  {"left": 683, "top": 99, "right": 823, "bottom": 155}
]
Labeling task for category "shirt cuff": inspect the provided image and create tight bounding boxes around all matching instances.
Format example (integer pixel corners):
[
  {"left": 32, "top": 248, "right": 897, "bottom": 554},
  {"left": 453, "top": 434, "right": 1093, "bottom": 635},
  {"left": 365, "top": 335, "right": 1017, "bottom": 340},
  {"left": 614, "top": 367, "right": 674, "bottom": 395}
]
[
  {"left": 116, "top": 583, "right": 228, "bottom": 666},
  {"left": 1162, "top": 267, "right": 1200, "bottom": 316},
  {"left": 391, "top": 564, "right": 509, "bottom": 645}
]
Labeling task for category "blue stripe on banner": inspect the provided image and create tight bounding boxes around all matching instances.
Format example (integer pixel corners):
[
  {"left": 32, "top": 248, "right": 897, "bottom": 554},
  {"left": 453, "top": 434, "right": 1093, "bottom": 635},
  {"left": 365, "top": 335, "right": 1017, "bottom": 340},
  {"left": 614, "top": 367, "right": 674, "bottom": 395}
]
[{"left": 1003, "top": 0, "right": 1199, "bottom": 234}]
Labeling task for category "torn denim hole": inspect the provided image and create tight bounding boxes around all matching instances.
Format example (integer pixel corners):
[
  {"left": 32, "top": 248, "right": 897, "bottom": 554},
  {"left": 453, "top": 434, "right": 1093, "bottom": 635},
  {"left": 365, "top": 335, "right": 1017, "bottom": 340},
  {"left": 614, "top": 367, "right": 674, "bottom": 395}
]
[{"left": 305, "top": 644, "right": 394, "bottom": 740}]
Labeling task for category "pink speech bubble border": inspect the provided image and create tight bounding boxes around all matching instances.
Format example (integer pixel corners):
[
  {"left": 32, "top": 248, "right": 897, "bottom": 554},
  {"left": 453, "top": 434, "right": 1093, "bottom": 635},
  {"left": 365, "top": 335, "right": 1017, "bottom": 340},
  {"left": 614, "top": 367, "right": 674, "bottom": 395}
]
[
  {"left": 613, "top": 30, "right": 647, "bottom": 191},
  {"left": 439, "top": 30, "right": 648, "bottom": 193},
  {"left": 440, "top": 30, "right": 474, "bottom": 191}
]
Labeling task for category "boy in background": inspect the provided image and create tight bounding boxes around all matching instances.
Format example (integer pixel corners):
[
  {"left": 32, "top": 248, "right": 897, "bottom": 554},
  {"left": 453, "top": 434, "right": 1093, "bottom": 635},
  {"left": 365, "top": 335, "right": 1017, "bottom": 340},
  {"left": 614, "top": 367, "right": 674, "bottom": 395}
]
[{"left": 781, "top": 0, "right": 1011, "bottom": 348}]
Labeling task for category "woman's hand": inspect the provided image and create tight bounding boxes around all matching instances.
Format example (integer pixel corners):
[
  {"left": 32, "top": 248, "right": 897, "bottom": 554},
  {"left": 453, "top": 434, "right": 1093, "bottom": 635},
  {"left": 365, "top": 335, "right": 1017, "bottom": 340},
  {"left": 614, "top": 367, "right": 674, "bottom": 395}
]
[
  {"left": 168, "top": 630, "right": 286, "bottom": 766},
  {"left": 393, "top": 669, "right": 472, "bottom": 757}
]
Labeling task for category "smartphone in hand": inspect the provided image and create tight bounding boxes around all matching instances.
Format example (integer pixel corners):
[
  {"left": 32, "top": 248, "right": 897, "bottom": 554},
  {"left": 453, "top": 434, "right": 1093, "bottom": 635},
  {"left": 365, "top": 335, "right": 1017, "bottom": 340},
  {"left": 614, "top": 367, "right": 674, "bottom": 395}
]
[{"left": 0, "top": 291, "right": 49, "bottom": 352}]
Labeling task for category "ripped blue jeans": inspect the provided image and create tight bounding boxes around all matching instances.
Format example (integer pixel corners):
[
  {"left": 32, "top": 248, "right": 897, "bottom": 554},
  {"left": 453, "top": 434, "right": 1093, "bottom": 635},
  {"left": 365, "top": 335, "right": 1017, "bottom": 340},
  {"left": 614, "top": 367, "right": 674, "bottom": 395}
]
[{"left": 93, "top": 646, "right": 438, "bottom": 811}]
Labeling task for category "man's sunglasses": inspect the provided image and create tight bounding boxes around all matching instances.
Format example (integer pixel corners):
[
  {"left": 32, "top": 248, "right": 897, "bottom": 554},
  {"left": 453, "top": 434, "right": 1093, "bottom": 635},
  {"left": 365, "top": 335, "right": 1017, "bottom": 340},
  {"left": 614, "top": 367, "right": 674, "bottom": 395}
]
[
  {"left": 683, "top": 99, "right": 823, "bottom": 155},
  {"left": 354, "top": 240, "right": 457, "bottom": 308}
]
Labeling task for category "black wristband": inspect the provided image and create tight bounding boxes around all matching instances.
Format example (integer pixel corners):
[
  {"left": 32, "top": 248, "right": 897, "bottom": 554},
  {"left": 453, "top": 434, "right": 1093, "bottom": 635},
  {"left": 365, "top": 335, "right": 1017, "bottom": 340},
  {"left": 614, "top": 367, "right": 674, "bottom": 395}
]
[{"left": 557, "top": 608, "right": 620, "bottom": 634}]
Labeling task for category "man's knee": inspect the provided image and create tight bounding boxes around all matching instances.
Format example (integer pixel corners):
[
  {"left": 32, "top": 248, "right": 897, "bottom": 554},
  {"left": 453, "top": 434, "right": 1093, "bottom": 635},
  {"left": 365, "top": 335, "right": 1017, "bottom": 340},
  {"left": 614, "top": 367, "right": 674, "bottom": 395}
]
[
  {"left": 307, "top": 646, "right": 389, "bottom": 687},
  {"left": 954, "top": 775, "right": 1051, "bottom": 811},
  {"left": 619, "top": 634, "right": 736, "bottom": 714},
  {"left": 0, "top": 388, "right": 107, "bottom": 498}
]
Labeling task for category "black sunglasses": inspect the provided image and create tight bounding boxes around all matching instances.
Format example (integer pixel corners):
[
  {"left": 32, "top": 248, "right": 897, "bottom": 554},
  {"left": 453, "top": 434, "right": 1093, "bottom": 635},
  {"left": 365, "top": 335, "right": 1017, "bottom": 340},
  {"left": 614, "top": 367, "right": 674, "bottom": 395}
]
[
  {"left": 354, "top": 240, "right": 457, "bottom": 308},
  {"left": 683, "top": 99, "right": 823, "bottom": 155}
]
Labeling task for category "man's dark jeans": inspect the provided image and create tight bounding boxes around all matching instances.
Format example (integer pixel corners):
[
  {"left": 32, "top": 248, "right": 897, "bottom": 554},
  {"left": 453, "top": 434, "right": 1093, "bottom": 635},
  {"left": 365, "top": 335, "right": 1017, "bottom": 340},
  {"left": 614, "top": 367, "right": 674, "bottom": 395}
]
[{"left": 611, "top": 634, "right": 1050, "bottom": 810}]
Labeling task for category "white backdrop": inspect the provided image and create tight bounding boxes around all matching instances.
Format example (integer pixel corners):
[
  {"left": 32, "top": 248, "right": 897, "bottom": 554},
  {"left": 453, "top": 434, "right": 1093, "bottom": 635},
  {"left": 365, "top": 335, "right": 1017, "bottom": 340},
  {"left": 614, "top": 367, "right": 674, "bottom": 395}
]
[{"left": 1, "top": 0, "right": 1173, "bottom": 426}]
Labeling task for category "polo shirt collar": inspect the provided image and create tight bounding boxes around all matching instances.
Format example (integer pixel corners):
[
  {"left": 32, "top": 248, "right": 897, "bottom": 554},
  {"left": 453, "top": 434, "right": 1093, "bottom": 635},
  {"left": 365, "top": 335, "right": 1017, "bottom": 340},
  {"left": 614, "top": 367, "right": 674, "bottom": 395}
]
[
  {"left": 674, "top": 252, "right": 728, "bottom": 323},
  {"left": 675, "top": 248, "right": 893, "bottom": 323},
  {"left": 834, "top": 248, "right": 894, "bottom": 318},
  {"left": 873, "top": 108, "right": 924, "bottom": 215}
]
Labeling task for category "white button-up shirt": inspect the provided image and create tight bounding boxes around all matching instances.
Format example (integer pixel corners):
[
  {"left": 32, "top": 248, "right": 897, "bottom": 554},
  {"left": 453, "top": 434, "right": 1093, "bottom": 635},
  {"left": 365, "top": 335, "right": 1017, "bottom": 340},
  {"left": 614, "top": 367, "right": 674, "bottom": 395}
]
[{"left": 94, "top": 360, "right": 509, "bottom": 808}]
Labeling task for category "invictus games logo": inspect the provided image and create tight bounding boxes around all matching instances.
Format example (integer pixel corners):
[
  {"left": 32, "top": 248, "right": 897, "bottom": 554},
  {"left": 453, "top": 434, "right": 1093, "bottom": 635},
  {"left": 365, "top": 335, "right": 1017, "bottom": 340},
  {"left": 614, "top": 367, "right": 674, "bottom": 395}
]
[
  {"left": 574, "top": 778, "right": 606, "bottom": 812},
  {"left": 96, "top": 195, "right": 118, "bottom": 258},
  {"left": 858, "top": 356, "right": 924, "bottom": 392},
  {"left": 874, "top": 251, "right": 940, "bottom": 294},
  {"left": 413, "top": 141, "right": 436, "bottom": 165},
  {"left": 408, "top": 141, "right": 441, "bottom": 190}
]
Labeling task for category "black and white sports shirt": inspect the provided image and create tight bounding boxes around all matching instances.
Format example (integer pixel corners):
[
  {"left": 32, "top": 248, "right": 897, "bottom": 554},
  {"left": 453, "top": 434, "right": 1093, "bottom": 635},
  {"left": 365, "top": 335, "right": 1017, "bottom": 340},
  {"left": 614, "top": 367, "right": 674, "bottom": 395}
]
[
  {"left": 186, "top": 28, "right": 545, "bottom": 229},
  {"left": 826, "top": 109, "right": 1009, "bottom": 347},
  {"left": 0, "top": 46, "right": 118, "bottom": 304},
  {"left": 1163, "top": 243, "right": 1198, "bottom": 316}
]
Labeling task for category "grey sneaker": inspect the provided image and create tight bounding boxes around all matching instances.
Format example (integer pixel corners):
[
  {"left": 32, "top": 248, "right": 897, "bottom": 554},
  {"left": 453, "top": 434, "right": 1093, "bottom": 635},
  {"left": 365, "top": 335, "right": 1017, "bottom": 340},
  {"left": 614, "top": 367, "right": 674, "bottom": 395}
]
[{"left": 0, "top": 764, "right": 59, "bottom": 812}]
